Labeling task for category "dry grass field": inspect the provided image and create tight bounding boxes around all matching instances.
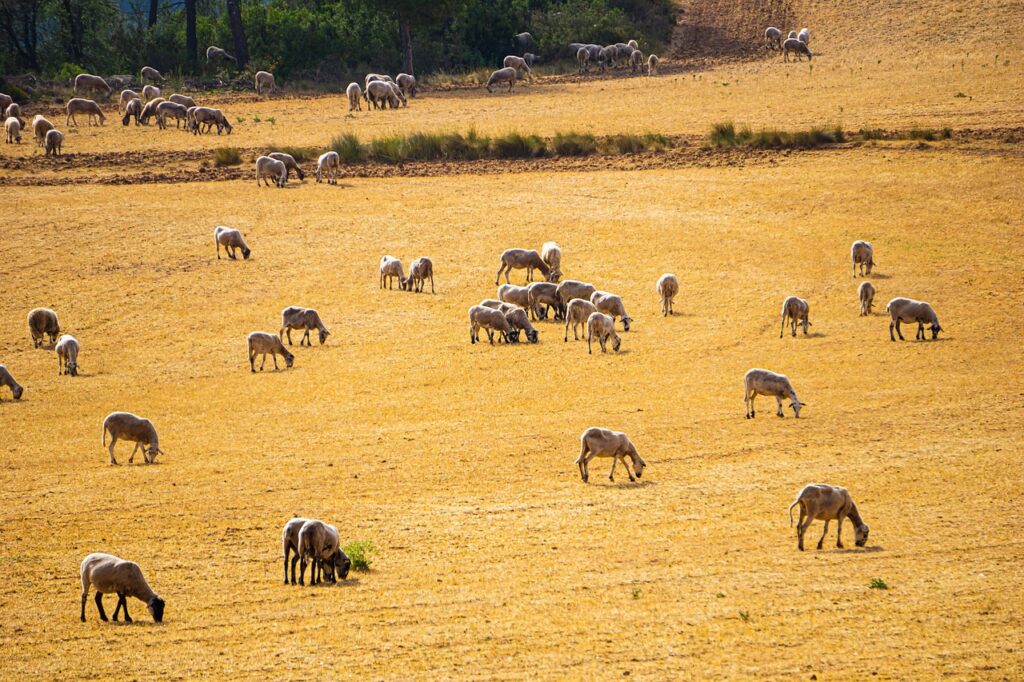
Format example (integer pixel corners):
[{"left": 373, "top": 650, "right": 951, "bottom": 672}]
[{"left": 2, "top": 0, "right": 1023, "bottom": 679}]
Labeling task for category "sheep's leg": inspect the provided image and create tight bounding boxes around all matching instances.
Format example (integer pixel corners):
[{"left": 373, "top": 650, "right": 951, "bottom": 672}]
[
  {"left": 302, "top": 329, "right": 311, "bottom": 346},
  {"left": 109, "top": 436, "right": 119, "bottom": 465},
  {"left": 587, "top": 331, "right": 593, "bottom": 354},
  {"left": 494, "top": 263, "right": 505, "bottom": 286},
  {"left": 816, "top": 520, "right": 830, "bottom": 550},
  {"left": 780, "top": 314, "right": 786, "bottom": 338},
  {"left": 128, "top": 442, "right": 141, "bottom": 464},
  {"left": 259, "top": 353, "right": 266, "bottom": 371},
  {"left": 776, "top": 395, "right": 785, "bottom": 417},
  {"left": 112, "top": 593, "right": 123, "bottom": 621},
  {"left": 486, "top": 329, "right": 495, "bottom": 345},
  {"left": 916, "top": 321, "right": 924, "bottom": 340},
  {"left": 290, "top": 554, "right": 300, "bottom": 585},
  {"left": 564, "top": 319, "right": 570, "bottom": 342},
  {"left": 895, "top": 319, "right": 905, "bottom": 340},
  {"left": 835, "top": 515, "right": 846, "bottom": 548},
  {"left": 797, "top": 521, "right": 806, "bottom": 551},
  {"left": 744, "top": 393, "right": 752, "bottom": 419},
  {"left": 430, "top": 275, "right": 435, "bottom": 294},
  {"left": 299, "top": 557, "right": 307, "bottom": 585},
  {"left": 95, "top": 592, "right": 108, "bottom": 621},
  {"left": 272, "top": 353, "right": 279, "bottom": 370},
  {"left": 284, "top": 547, "right": 290, "bottom": 584},
  {"left": 80, "top": 584, "right": 90, "bottom": 622}
]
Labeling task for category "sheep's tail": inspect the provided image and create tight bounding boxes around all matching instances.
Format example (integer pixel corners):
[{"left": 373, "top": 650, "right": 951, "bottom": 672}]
[{"left": 788, "top": 499, "right": 800, "bottom": 526}]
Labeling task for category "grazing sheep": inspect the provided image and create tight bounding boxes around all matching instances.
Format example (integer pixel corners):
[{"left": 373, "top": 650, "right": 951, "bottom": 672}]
[
  {"left": 523, "top": 53, "right": 539, "bottom": 68},
  {"left": 744, "top": 368, "right": 804, "bottom": 419},
  {"left": 495, "top": 248, "right": 552, "bottom": 285},
  {"left": 858, "top": 281, "right": 876, "bottom": 316},
  {"left": 140, "top": 66, "right": 164, "bottom": 83},
  {"left": 576, "top": 47, "right": 592, "bottom": 74},
  {"left": 346, "top": 82, "right": 363, "bottom": 111},
  {"left": 80, "top": 553, "right": 165, "bottom": 623},
  {"left": 479, "top": 299, "right": 518, "bottom": 314},
  {"left": 469, "top": 305, "right": 517, "bottom": 344},
  {"left": 168, "top": 93, "right": 197, "bottom": 108},
  {"left": 498, "top": 284, "right": 534, "bottom": 314},
  {"left": 121, "top": 97, "right": 142, "bottom": 126},
  {"left": 788, "top": 30, "right": 798, "bottom": 39},
  {"left": 798, "top": 28, "right": 811, "bottom": 45},
  {"left": 65, "top": 98, "right": 106, "bottom": 126},
  {"left": 55, "top": 334, "right": 80, "bottom": 376},
  {"left": 556, "top": 280, "right": 597, "bottom": 309},
  {"left": 0, "top": 365, "right": 24, "bottom": 400},
  {"left": 404, "top": 257, "right": 435, "bottom": 294},
  {"left": 74, "top": 74, "right": 112, "bottom": 98},
  {"left": 851, "top": 240, "right": 874, "bottom": 277},
  {"left": 247, "top": 332, "right": 295, "bottom": 372},
  {"left": 627, "top": 39, "right": 639, "bottom": 50},
  {"left": 380, "top": 256, "right": 406, "bottom": 290},
  {"left": 365, "top": 80, "right": 400, "bottom": 109},
  {"left": 138, "top": 97, "right": 165, "bottom": 125},
  {"left": 32, "top": 115, "right": 53, "bottom": 146},
  {"left": 540, "top": 241, "right": 562, "bottom": 282},
  {"left": 783, "top": 38, "right": 813, "bottom": 61},
  {"left": 280, "top": 306, "right": 330, "bottom": 346},
  {"left": 364, "top": 73, "right": 394, "bottom": 88},
  {"left": 255, "top": 155, "right": 288, "bottom": 188},
  {"left": 788, "top": 484, "right": 869, "bottom": 551},
  {"left": 297, "top": 519, "right": 350, "bottom": 585},
  {"left": 512, "top": 32, "right": 532, "bottom": 54},
  {"left": 281, "top": 517, "right": 309, "bottom": 584},
  {"left": 190, "top": 107, "right": 232, "bottom": 135},
  {"left": 587, "top": 312, "right": 621, "bottom": 354},
  {"left": 5, "top": 116, "right": 20, "bottom": 143},
  {"left": 142, "top": 84, "right": 161, "bottom": 102},
  {"left": 102, "top": 412, "right": 163, "bottom": 465},
  {"left": 254, "top": 70, "right": 276, "bottom": 96},
  {"left": 206, "top": 46, "right": 236, "bottom": 64},
  {"left": 27, "top": 307, "right": 60, "bottom": 348},
  {"left": 505, "top": 308, "right": 539, "bottom": 343},
  {"left": 527, "top": 281, "right": 562, "bottom": 320},
  {"left": 597, "top": 46, "right": 615, "bottom": 72},
  {"left": 779, "top": 296, "right": 811, "bottom": 337},
  {"left": 4, "top": 102, "right": 23, "bottom": 123},
  {"left": 590, "top": 292, "right": 632, "bottom": 331},
  {"left": 647, "top": 54, "right": 659, "bottom": 76},
  {"left": 268, "top": 152, "right": 305, "bottom": 181},
  {"left": 765, "top": 26, "right": 783, "bottom": 50},
  {"left": 45, "top": 129, "right": 63, "bottom": 156},
  {"left": 396, "top": 72, "right": 417, "bottom": 98},
  {"left": 155, "top": 101, "right": 188, "bottom": 129},
  {"left": 629, "top": 49, "right": 644, "bottom": 73},
  {"left": 0, "top": 93, "right": 12, "bottom": 111},
  {"left": 386, "top": 81, "right": 407, "bottom": 107},
  {"left": 486, "top": 67, "right": 518, "bottom": 94},
  {"left": 213, "top": 226, "right": 251, "bottom": 260},
  {"left": 656, "top": 273, "right": 679, "bottom": 316},
  {"left": 576, "top": 427, "right": 646, "bottom": 483},
  {"left": 503, "top": 55, "right": 533, "bottom": 82},
  {"left": 886, "top": 297, "right": 942, "bottom": 341},
  {"left": 316, "top": 151, "right": 341, "bottom": 184}
]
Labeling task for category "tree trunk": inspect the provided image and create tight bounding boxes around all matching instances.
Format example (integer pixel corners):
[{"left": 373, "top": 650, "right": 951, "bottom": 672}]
[
  {"left": 398, "top": 11, "right": 413, "bottom": 75},
  {"left": 185, "top": 0, "right": 197, "bottom": 70},
  {"left": 148, "top": 0, "right": 158, "bottom": 28},
  {"left": 226, "top": 0, "right": 248, "bottom": 68},
  {"left": 60, "top": 0, "right": 84, "bottom": 61}
]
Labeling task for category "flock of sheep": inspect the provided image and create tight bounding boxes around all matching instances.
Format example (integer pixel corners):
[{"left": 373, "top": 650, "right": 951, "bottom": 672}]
[{"left": 765, "top": 25, "right": 813, "bottom": 61}]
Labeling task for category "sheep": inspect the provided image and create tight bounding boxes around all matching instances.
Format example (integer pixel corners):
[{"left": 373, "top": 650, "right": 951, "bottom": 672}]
[
  {"left": 512, "top": 32, "right": 532, "bottom": 54},
  {"left": 213, "top": 226, "right": 251, "bottom": 260},
  {"left": 168, "top": 93, "right": 197, "bottom": 108},
  {"left": 656, "top": 273, "right": 679, "bottom": 316},
  {"left": 32, "top": 115, "right": 53, "bottom": 146},
  {"left": 886, "top": 297, "right": 942, "bottom": 341},
  {"left": 121, "top": 97, "right": 142, "bottom": 126},
  {"left": 138, "top": 97, "right": 165, "bottom": 125},
  {"left": 505, "top": 308, "right": 539, "bottom": 343},
  {"left": 346, "top": 82, "right": 363, "bottom": 111},
  {"left": 788, "top": 30, "right": 798, "bottom": 39},
  {"left": 379, "top": 256, "right": 406, "bottom": 290},
  {"left": 527, "top": 281, "right": 562, "bottom": 320},
  {"left": 0, "top": 365, "right": 24, "bottom": 400},
  {"left": 788, "top": 484, "right": 869, "bottom": 551},
  {"left": 65, "top": 98, "right": 106, "bottom": 127},
  {"left": 55, "top": 334, "right": 80, "bottom": 376},
  {"left": 316, "top": 151, "right": 341, "bottom": 184},
  {"left": 576, "top": 47, "right": 592, "bottom": 74},
  {"left": 268, "top": 152, "right": 305, "bottom": 181},
  {"left": 479, "top": 299, "right": 518, "bottom": 314},
  {"left": 80, "top": 553, "right": 165, "bottom": 623},
  {"left": 387, "top": 81, "right": 407, "bottom": 108},
  {"left": 783, "top": 38, "right": 813, "bottom": 61},
  {"left": 556, "top": 280, "right": 597, "bottom": 309},
  {"left": 206, "top": 46, "right": 236, "bottom": 64},
  {"left": 764, "top": 26, "right": 783, "bottom": 50},
  {"left": 5, "top": 116, "right": 21, "bottom": 143},
  {"left": 495, "top": 248, "right": 552, "bottom": 285},
  {"left": 498, "top": 283, "right": 534, "bottom": 314},
  {"left": 523, "top": 53, "right": 539, "bottom": 68},
  {"left": 627, "top": 39, "right": 639, "bottom": 50},
  {"left": 74, "top": 74, "right": 112, "bottom": 99},
  {"left": 364, "top": 73, "right": 394, "bottom": 89},
  {"left": 540, "top": 241, "right": 563, "bottom": 282},
  {"left": 140, "top": 66, "right": 164, "bottom": 83},
  {"left": 597, "top": 46, "right": 615, "bottom": 72},
  {"left": 0, "top": 92, "right": 12, "bottom": 111},
  {"left": 798, "top": 28, "right": 811, "bottom": 45},
  {"left": 743, "top": 368, "right": 804, "bottom": 419},
  {"left": 629, "top": 49, "right": 644, "bottom": 73},
  {"left": 503, "top": 55, "right": 533, "bottom": 82},
  {"left": 297, "top": 519, "right": 351, "bottom": 585},
  {"left": 27, "top": 307, "right": 60, "bottom": 348},
  {"left": 142, "top": 84, "right": 161, "bottom": 102},
  {"left": 247, "top": 332, "right": 295, "bottom": 372},
  {"left": 587, "top": 312, "right": 621, "bottom": 354},
  {"left": 155, "top": 101, "right": 189, "bottom": 130},
  {"left": 396, "top": 72, "right": 417, "bottom": 98},
  {"left": 102, "top": 412, "right": 163, "bottom": 465},
  {"left": 469, "top": 305, "right": 517, "bottom": 344},
  {"left": 858, "top": 281, "right": 876, "bottom": 316},
  {"left": 45, "top": 129, "right": 63, "bottom": 156},
  {"left": 255, "top": 155, "right": 288, "bottom": 188},
  {"left": 851, "top": 240, "right": 874, "bottom": 277},
  {"left": 486, "top": 67, "right": 518, "bottom": 94},
  {"left": 281, "top": 517, "right": 309, "bottom": 584},
  {"left": 647, "top": 53, "right": 659, "bottom": 76},
  {"left": 575, "top": 427, "right": 646, "bottom": 483},
  {"left": 779, "top": 296, "right": 811, "bottom": 337},
  {"left": 280, "top": 306, "right": 330, "bottom": 346},
  {"left": 190, "top": 107, "right": 232, "bottom": 135},
  {"left": 253, "top": 70, "right": 276, "bottom": 97},
  {"left": 590, "top": 292, "right": 632, "bottom": 331},
  {"left": 365, "top": 80, "right": 400, "bottom": 109},
  {"left": 404, "top": 257, "right": 435, "bottom": 294},
  {"left": 4, "top": 102, "right": 24, "bottom": 124},
  {"left": 107, "top": 75, "right": 133, "bottom": 90}
]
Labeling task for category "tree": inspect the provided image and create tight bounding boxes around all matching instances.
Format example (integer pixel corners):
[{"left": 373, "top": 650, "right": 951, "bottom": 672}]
[
  {"left": 184, "top": 0, "right": 196, "bottom": 68},
  {"left": 376, "top": 0, "right": 459, "bottom": 75},
  {"left": 225, "top": 0, "right": 247, "bottom": 68},
  {"left": 0, "top": 0, "right": 42, "bottom": 70},
  {"left": 148, "top": 0, "right": 157, "bottom": 28}
]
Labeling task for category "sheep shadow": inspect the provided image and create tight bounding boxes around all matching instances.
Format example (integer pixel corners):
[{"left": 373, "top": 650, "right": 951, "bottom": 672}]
[
  {"left": 832, "top": 545, "right": 885, "bottom": 554},
  {"left": 866, "top": 273, "right": 892, "bottom": 280},
  {"left": 804, "top": 332, "right": 827, "bottom": 339},
  {"left": 590, "top": 479, "right": 656, "bottom": 488}
]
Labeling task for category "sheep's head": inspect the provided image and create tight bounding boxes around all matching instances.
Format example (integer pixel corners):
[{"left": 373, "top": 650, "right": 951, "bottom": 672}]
[
  {"left": 507, "top": 330, "right": 520, "bottom": 343},
  {"left": 611, "top": 335, "right": 622, "bottom": 352},
  {"left": 548, "top": 269, "right": 562, "bottom": 283},
  {"left": 622, "top": 315, "right": 632, "bottom": 332},
  {"left": 241, "top": 247, "right": 251, "bottom": 260},
  {"left": 930, "top": 323, "right": 942, "bottom": 339},
  {"left": 148, "top": 596, "right": 165, "bottom": 623},
  {"left": 284, "top": 353, "right": 295, "bottom": 368},
  {"left": 12, "top": 384, "right": 23, "bottom": 400},
  {"left": 318, "top": 329, "right": 330, "bottom": 345},
  {"left": 526, "top": 329, "right": 538, "bottom": 343},
  {"left": 334, "top": 550, "right": 351, "bottom": 580},
  {"left": 855, "top": 524, "right": 869, "bottom": 547},
  {"left": 66, "top": 360, "right": 78, "bottom": 377},
  {"left": 629, "top": 453, "right": 645, "bottom": 479},
  {"left": 790, "top": 399, "right": 804, "bottom": 418}
]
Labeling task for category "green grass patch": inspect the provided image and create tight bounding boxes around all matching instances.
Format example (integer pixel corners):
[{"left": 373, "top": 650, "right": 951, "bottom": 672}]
[
  {"left": 343, "top": 540, "right": 376, "bottom": 571},
  {"left": 330, "top": 133, "right": 366, "bottom": 163},
  {"left": 709, "top": 122, "right": 844, "bottom": 149},
  {"left": 869, "top": 578, "right": 889, "bottom": 590},
  {"left": 491, "top": 132, "right": 547, "bottom": 159},
  {"left": 212, "top": 147, "right": 241, "bottom": 167},
  {"left": 269, "top": 145, "right": 317, "bottom": 162},
  {"left": 552, "top": 131, "right": 598, "bottom": 156}
]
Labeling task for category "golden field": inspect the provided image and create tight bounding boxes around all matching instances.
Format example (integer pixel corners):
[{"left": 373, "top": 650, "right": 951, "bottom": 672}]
[{"left": 2, "top": 0, "right": 1024, "bottom": 678}]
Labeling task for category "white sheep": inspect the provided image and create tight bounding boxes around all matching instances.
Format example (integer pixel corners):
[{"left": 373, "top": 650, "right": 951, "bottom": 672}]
[
  {"left": 365, "top": 80, "right": 400, "bottom": 109},
  {"left": 576, "top": 47, "right": 591, "bottom": 74},
  {"left": 4, "top": 102, "right": 23, "bottom": 126},
  {"left": 656, "top": 273, "right": 679, "bottom": 316},
  {"left": 783, "top": 38, "right": 813, "bottom": 61},
  {"left": 121, "top": 97, "right": 142, "bottom": 126},
  {"left": 851, "top": 240, "right": 875, "bottom": 277},
  {"left": 527, "top": 281, "right": 562, "bottom": 320},
  {"left": 498, "top": 283, "right": 534, "bottom": 314},
  {"left": 379, "top": 256, "right": 406, "bottom": 290},
  {"left": 5, "top": 116, "right": 20, "bottom": 143},
  {"left": 555, "top": 280, "right": 597, "bottom": 309},
  {"left": 316, "top": 151, "right": 341, "bottom": 184},
  {"left": 255, "top": 71, "right": 276, "bottom": 96},
  {"left": 297, "top": 519, "right": 349, "bottom": 585},
  {"left": 765, "top": 27, "right": 783, "bottom": 50},
  {"left": 505, "top": 308, "right": 539, "bottom": 343},
  {"left": 80, "top": 553, "right": 165, "bottom": 623},
  {"left": 779, "top": 296, "right": 811, "bottom": 337},
  {"left": 65, "top": 98, "right": 106, "bottom": 126},
  {"left": 590, "top": 291, "right": 632, "bottom": 331},
  {"left": 206, "top": 46, "right": 236, "bottom": 64},
  {"left": 45, "top": 129, "right": 63, "bottom": 156},
  {"left": 282, "top": 517, "right": 310, "bottom": 584},
  {"left": 247, "top": 332, "right": 295, "bottom": 371},
  {"left": 647, "top": 54, "right": 659, "bottom": 76},
  {"left": 788, "top": 484, "right": 869, "bottom": 551},
  {"left": 255, "top": 155, "right": 288, "bottom": 188},
  {"left": 55, "top": 334, "right": 80, "bottom": 376},
  {"left": 405, "top": 257, "right": 435, "bottom": 294},
  {"left": 142, "top": 84, "right": 161, "bottom": 102},
  {"left": 138, "top": 97, "right": 165, "bottom": 125},
  {"left": 168, "top": 93, "right": 197, "bottom": 108},
  {"left": 798, "top": 28, "right": 810, "bottom": 45},
  {"left": 396, "top": 73, "right": 417, "bottom": 98},
  {"left": 102, "top": 411, "right": 163, "bottom": 464},
  {"left": 74, "top": 74, "right": 112, "bottom": 99},
  {"left": 387, "top": 81, "right": 407, "bottom": 107},
  {"left": 858, "top": 281, "right": 876, "bottom": 316},
  {"left": 32, "top": 115, "right": 53, "bottom": 146},
  {"left": 280, "top": 306, "right": 330, "bottom": 345},
  {"left": 0, "top": 92, "right": 12, "bottom": 111},
  {"left": 627, "top": 39, "right": 639, "bottom": 50},
  {"left": 27, "top": 307, "right": 60, "bottom": 348},
  {"left": 346, "top": 82, "right": 363, "bottom": 111},
  {"left": 0, "top": 364, "right": 24, "bottom": 400},
  {"left": 629, "top": 49, "right": 644, "bottom": 73},
  {"left": 503, "top": 55, "right": 533, "bottom": 82},
  {"left": 575, "top": 427, "right": 646, "bottom": 483},
  {"left": 214, "top": 226, "right": 251, "bottom": 260},
  {"left": 479, "top": 299, "right": 518, "bottom": 314},
  {"left": 140, "top": 66, "right": 164, "bottom": 83},
  {"left": 486, "top": 67, "right": 518, "bottom": 94},
  {"left": 743, "top": 368, "right": 804, "bottom": 419},
  {"left": 155, "top": 101, "right": 189, "bottom": 129},
  {"left": 268, "top": 152, "right": 305, "bottom": 181},
  {"left": 587, "top": 312, "right": 621, "bottom": 354},
  {"left": 495, "top": 248, "right": 552, "bottom": 285},
  {"left": 540, "top": 241, "right": 563, "bottom": 282},
  {"left": 886, "top": 297, "right": 942, "bottom": 340},
  {"left": 190, "top": 107, "right": 232, "bottom": 135},
  {"left": 469, "top": 305, "right": 517, "bottom": 344}
]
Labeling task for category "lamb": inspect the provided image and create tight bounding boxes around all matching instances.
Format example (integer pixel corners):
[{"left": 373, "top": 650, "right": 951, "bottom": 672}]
[
  {"left": 80, "top": 553, "right": 165, "bottom": 623},
  {"left": 505, "top": 307, "right": 539, "bottom": 343},
  {"left": 346, "top": 82, "right": 363, "bottom": 111},
  {"left": 590, "top": 292, "right": 632, "bottom": 331},
  {"left": 253, "top": 70, "right": 276, "bottom": 97},
  {"left": 486, "top": 67, "right": 518, "bottom": 94},
  {"left": 65, "top": 98, "right": 106, "bottom": 126},
  {"left": 27, "top": 307, "right": 60, "bottom": 348},
  {"left": 469, "top": 305, "right": 517, "bottom": 344},
  {"left": 74, "top": 74, "right": 112, "bottom": 98},
  {"left": 121, "top": 97, "right": 142, "bottom": 126},
  {"left": 498, "top": 284, "right": 534, "bottom": 315},
  {"left": 255, "top": 155, "right": 288, "bottom": 188},
  {"left": 45, "top": 129, "right": 63, "bottom": 156},
  {"left": 280, "top": 306, "right": 330, "bottom": 346},
  {"left": 247, "top": 332, "right": 294, "bottom": 372},
  {"left": 190, "top": 107, "right": 232, "bottom": 135},
  {"left": 206, "top": 46, "right": 236, "bottom": 64},
  {"left": 502, "top": 55, "right": 533, "bottom": 81},
  {"left": 0, "top": 92, "right": 12, "bottom": 111},
  {"left": 316, "top": 151, "right": 341, "bottom": 184},
  {"left": 783, "top": 38, "right": 813, "bottom": 61},
  {"left": 168, "top": 93, "right": 197, "bottom": 108},
  {"left": 365, "top": 80, "right": 400, "bottom": 109},
  {"left": 798, "top": 28, "right": 811, "bottom": 45},
  {"left": 138, "top": 97, "right": 165, "bottom": 125},
  {"left": 396, "top": 72, "right": 417, "bottom": 98},
  {"left": 886, "top": 297, "right": 942, "bottom": 341},
  {"left": 779, "top": 296, "right": 811, "bottom": 337},
  {"left": 155, "top": 101, "right": 189, "bottom": 129},
  {"left": 0, "top": 365, "right": 24, "bottom": 400},
  {"left": 495, "top": 248, "right": 552, "bottom": 285},
  {"left": 743, "top": 368, "right": 804, "bottom": 419},
  {"left": 540, "top": 241, "right": 562, "bottom": 282},
  {"left": 656, "top": 273, "right": 679, "bottom": 316},
  {"left": 32, "top": 115, "right": 53, "bottom": 146},
  {"left": 214, "top": 226, "right": 251, "bottom": 260},
  {"left": 788, "top": 484, "right": 869, "bottom": 551},
  {"left": 379, "top": 256, "right": 406, "bottom": 290},
  {"left": 575, "top": 427, "right": 646, "bottom": 483},
  {"left": 297, "top": 519, "right": 350, "bottom": 585},
  {"left": 140, "top": 66, "right": 164, "bottom": 83},
  {"left": 268, "top": 152, "right": 305, "bottom": 181},
  {"left": 404, "top": 257, "right": 435, "bottom": 294},
  {"left": 555, "top": 280, "right": 597, "bottom": 309},
  {"left": 851, "top": 240, "right": 874, "bottom": 276},
  {"left": 858, "top": 281, "right": 876, "bottom": 316},
  {"left": 629, "top": 49, "right": 644, "bottom": 73},
  {"left": 527, "top": 281, "right": 562, "bottom": 320},
  {"left": 102, "top": 412, "right": 163, "bottom": 464},
  {"left": 5, "top": 116, "right": 20, "bottom": 143},
  {"left": 142, "top": 84, "right": 161, "bottom": 102},
  {"left": 647, "top": 54, "right": 659, "bottom": 76},
  {"left": 765, "top": 26, "right": 783, "bottom": 50},
  {"left": 55, "top": 334, "right": 80, "bottom": 376},
  {"left": 788, "top": 31, "right": 798, "bottom": 39},
  {"left": 576, "top": 47, "right": 591, "bottom": 74},
  {"left": 587, "top": 312, "right": 621, "bottom": 354},
  {"left": 4, "top": 102, "right": 24, "bottom": 124}
]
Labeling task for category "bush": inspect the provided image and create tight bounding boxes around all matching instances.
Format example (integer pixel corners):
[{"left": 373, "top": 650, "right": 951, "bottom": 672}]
[
  {"left": 53, "top": 62, "right": 88, "bottom": 83},
  {"left": 709, "top": 121, "right": 739, "bottom": 147},
  {"left": 869, "top": 578, "right": 889, "bottom": 590},
  {"left": 330, "top": 133, "right": 365, "bottom": 163},
  {"left": 212, "top": 147, "right": 242, "bottom": 167},
  {"left": 368, "top": 135, "right": 406, "bottom": 163},
  {"left": 552, "top": 131, "right": 597, "bottom": 156},
  {"left": 403, "top": 132, "right": 446, "bottom": 161},
  {"left": 269, "top": 145, "right": 317, "bottom": 162},
  {"left": 343, "top": 540, "right": 376, "bottom": 571},
  {"left": 491, "top": 132, "right": 546, "bottom": 158},
  {"left": 708, "top": 122, "right": 844, "bottom": 149}
]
